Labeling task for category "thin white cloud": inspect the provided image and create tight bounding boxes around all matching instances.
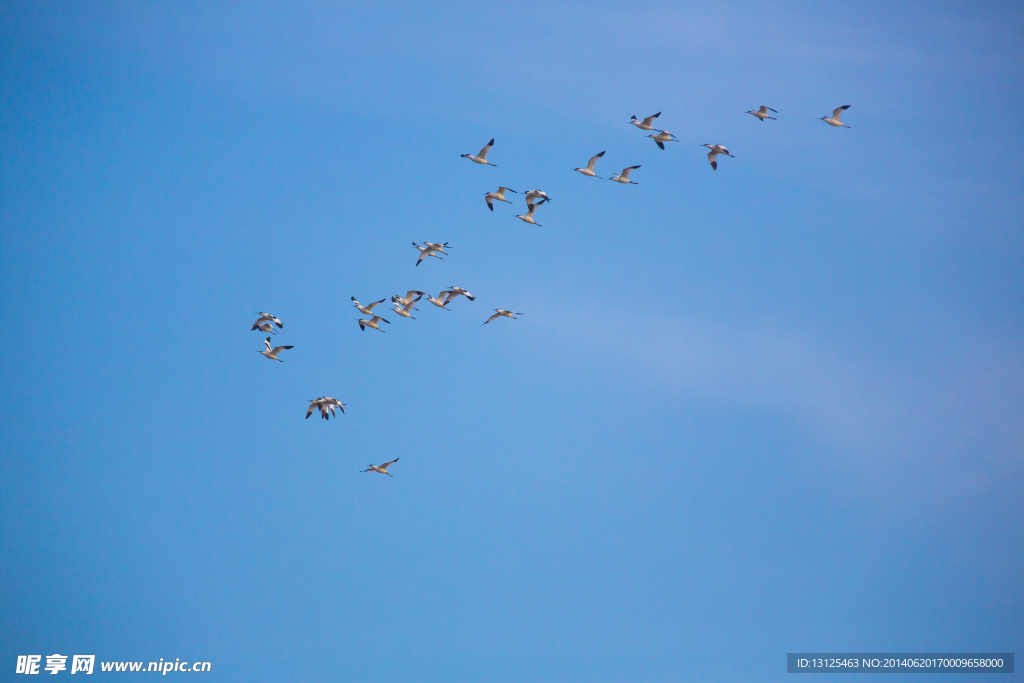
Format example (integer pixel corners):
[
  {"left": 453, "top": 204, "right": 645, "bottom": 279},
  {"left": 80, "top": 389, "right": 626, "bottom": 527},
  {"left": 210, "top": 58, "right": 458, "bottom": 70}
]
[{"left": 541, "top": 307, "right": 1024, "bottom": 505}]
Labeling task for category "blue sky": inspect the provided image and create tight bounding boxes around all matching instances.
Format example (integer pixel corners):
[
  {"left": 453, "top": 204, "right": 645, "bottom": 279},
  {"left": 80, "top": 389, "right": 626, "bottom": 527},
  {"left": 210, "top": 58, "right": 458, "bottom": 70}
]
[{"left": 1, "top": 1, "right": 1022, "bottom": 681}]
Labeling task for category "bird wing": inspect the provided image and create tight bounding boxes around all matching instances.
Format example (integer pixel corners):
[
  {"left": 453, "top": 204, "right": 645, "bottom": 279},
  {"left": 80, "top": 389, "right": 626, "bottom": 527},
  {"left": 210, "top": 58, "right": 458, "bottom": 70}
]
[
  {"left": 833, "top": 105, "right": 850, "bottom": 121},
  {"left": 655, "top": 139, "right": 664, "bottom": 150},
  {"left": 643, "top": 111, "right": 661, "bottom": 125},
  {"left": 372, "top": 316, "right": 391, "bottom": 324},
  {"left": 586, "top": 151, "right": 605, "bottom": 170},
  {"left": 765, "top": 106, "right": 777, "bottom": 113},
  {"left": 306, "top": 402, "right": 317, "bottom": 419},
  {"left": 264, "top": 337, "right": 272, "bottom": 351},
  {"left": 365, "top": 298, "right": 385, "bottom": 311},
  {"left": 484, "top": 313, "right": 501, "bottom": 324},
  {"left": 477, "top": 138, "right": 494, "bottom": 159},
  {"left": 380, "top": 458, "right": 399, "bottom": 469},
  {"left": 485, "top": 196, "right": 494, "bottom": 211},
  {"left": 620, "top": 165, "right": 640, "bottom": 179},
  {"left": 405, "top": 290, "right": 425, "bottom": 300},
  {"left": 271, "top": 345, "right": 293, "bottom": 354}
]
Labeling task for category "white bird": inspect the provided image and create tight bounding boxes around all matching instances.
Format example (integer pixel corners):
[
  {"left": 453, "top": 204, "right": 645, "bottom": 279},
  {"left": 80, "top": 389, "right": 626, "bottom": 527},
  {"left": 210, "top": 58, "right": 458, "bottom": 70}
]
[
  {"left": 515, "top": 201, "right": 542, "bottom": 226},
  {"left": 629, "top": 112, "right": 661, "bottom": 130},
  {"left": 362, "top": 458, "right": 399, "bottom": 477},
  {"left": 524, "top": 189, "right": 551, "bottom": 206},
  {"left": 351, "top": 296, "right": 386, "bottom": 316},
  {"left": 484, "top": 186, "right": 517, "bottom": 211},
  {"left": 820, "top": 105, "right": 852, "bottom": 127},
  {"left": 260, "top": 337, "right": 293, "bottom": 361},
  {"left": 412, "top": 242, "right": 448, "bottom": 267},
  {"left": 573, "top": 150, "right": 605, "bottom": 178},
  {"left": 392, "top": 296, "right": 421, "bottom": 318},
  {"left": 703, "top": 144, "right": 734, "bottom": 171},
  {"left": 747, "top": 105, "right": 778, "bottom": 121},
  {"left": 483, "top": 309, "right": 522, "bottom": 325},
  {"left": 255, "top": 312, "right": 283, "bottom": 329},
  {"left": 646, "top": 129, "right": 678, "bottom": 150},
  {"left": 461, "top": 138, "right": 496, "bottom": 165},
  {"left": 426, "top": 291, "right": 453, "bottom": 310},
  {"left": 423, "top": 242, "right": 450, "bottom": 255},
  {"left": 251, "top": 321, "right": 277, "bottom": 335},
  {"left": 446, "top": 286, "right": 476, "bottom": 302},
  {"left": 392, "top": 290, "right": 426, "bottom": 307},
  {"left": 358, "top": 315, "right": 390, "bottom": 332},
  {"left": 306, "top": 397, "right": 346, "bottom": 420},
  {"left": 610, "top": 165, "right": 641, "bottom": 184}
]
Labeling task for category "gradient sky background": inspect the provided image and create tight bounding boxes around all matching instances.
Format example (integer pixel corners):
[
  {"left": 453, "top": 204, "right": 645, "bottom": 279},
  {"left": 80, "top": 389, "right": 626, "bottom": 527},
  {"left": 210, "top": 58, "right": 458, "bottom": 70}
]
[{"left": 2, "top": 1, "right": 1022, "bottom": 681}]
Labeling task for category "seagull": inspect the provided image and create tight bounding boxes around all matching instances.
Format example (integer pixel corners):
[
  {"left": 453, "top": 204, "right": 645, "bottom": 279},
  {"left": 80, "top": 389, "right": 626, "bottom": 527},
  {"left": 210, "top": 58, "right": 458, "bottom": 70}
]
[
  {"left": 426, "top": 291, "right": 453, "bottom": 310},
  {"left": 483, "top": 309, "right": 522, "bottom": 325},
  {"left": 306, "top": 397, "right": 346, "bottom": 420},
  {"left": 629, "top": 112, "right": 661, "bottom": 130},
  {"left": 447, "top": 286, "right": 476, "bottom": 302},
  {"left": 747, "top": 106, "right": 778, "bottom": 121},
  {"left": 358, "top": 315, "right": 391, "bottom": 332},
  {"left": 703, "top": 144, "right": 734, "bottom": 171},
  {"left": 573, "top": 151, "right": 605, "bottom": 178},
  {"left": 646, "top": 129, "right": 679, "bottom": 150},
  {"left": 821, "top": 105, "right": 852, "bottom": 127},
  {"left": 484, "top": 187, "right": 517, "bottom": 211},
  {"left": 251, "top": 321, "right": 277, "bottom": 335},
  {"left": 351, "top": 296, "right": 386, "bottom": 316},
  {"left": 392, "top": 290, "right": 426, "bottom": 307},
  {"left": 392, "top": 296, "right": 421, "bottom": 319},
  {"left": 461, "top": 138, "right": 496, "bottom": 165},
  {"left": 524, "top": 189, "right": 552, "bottom": 206},
  {"left": 413, "top": 242, "right": 447, "bottom": 267},
  {"left": 260, "top": 337, "right": 293, "bottom": 361},
  {"left": 255, "top": 312, "right": 283, "bottom": 329},
  {"left": 362, "top": 458, "right": 399, "bottom": 477},
  {"left": 515, "top": 201, "right": 542, "bottom": 226},
  {"left": 610, "top": 165, "right": 641, "bottom": 184}
]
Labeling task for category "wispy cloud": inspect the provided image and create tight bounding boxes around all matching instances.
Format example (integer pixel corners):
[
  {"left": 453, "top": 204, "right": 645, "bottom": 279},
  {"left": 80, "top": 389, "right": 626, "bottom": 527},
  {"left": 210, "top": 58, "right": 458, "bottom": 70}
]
[{"left": 541, "top": 306, "right": 1024, "bottom": 505}]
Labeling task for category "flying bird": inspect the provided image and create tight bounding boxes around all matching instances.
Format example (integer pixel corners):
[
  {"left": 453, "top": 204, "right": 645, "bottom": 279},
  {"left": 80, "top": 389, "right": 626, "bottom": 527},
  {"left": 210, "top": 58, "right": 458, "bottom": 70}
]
[
  {"left": 820, "top": 105, "right": 852, "bottom": 127},
  {"left": 524, "top": 189, "right": 552, "bottom": 206},
  {"left": 260, "top": 337, "right": 293, "bottom": 361},
  {"left": 392, "top": 296, "right": 421, "bottom": 319},
  {"left": 358, "top": 315, "right": 391, "bottom": 332},
  {"left": 461, "top": 138, "right": 496, "bottom": 165},
  {"left": 747, "top": 106, "right": 778, "bottom": 121},
  {"left": 646, "top": 130, "right": 678, "bottom": 150},
  {"left": 703, "top": 144, "right": 734, "bottom": 171},
  {"left": 573, "top": 151, "right": 605, "bottom": 178},
  {"left": 515, "top": 201, "right": 542, "bottom": 226},
  {"left": 426, "top": 291, "right": 453, "bottom": 310},
  {"left": 446, "top": 286, "right": 476, "bottom": 302},
  {"left": 392, "top": 290, "right": 426, "bottom": 307},
  {"left": 351, "top": 296, "right": 386, "bottom": 316},
  {"left": 413, "top": 242, "right": 448, "bottom": 267},
  {"left": 251, "top": 321, "right": 277, "bottom": 335},
  {"left": 254, "top": 312, "right": 283, "bottom": 329},
  {"left": 362, "top": 458, "right": 399, "bottom": 477},
  {"left": 306, "top": 397, "right": 346, "bottom": 420},
  {"left": 629, "top": 112, "right": 661, "bottom": 130},
  {"left": 484, "top": 187, "right": 517, "bottom": 211},
  {"left": 610, "top": 165, "right": 641, "bottom": 184},
  {"left": 483, "top": 309, "right": 522, "bottom": 325}
]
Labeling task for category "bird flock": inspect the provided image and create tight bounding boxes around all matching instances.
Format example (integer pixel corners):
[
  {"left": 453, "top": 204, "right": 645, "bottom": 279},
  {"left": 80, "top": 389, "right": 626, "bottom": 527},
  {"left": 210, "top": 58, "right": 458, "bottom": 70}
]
[{"left": 251, "top": 104, "right": 854, "bottom": 478}]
